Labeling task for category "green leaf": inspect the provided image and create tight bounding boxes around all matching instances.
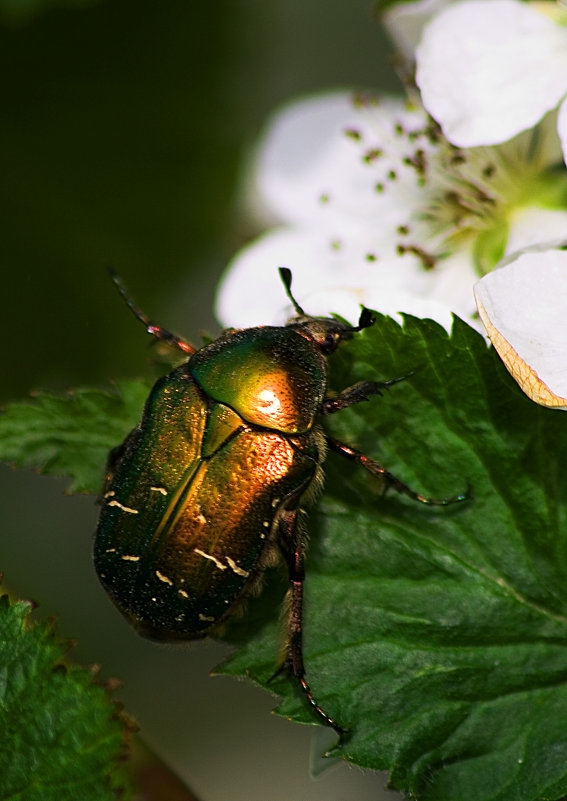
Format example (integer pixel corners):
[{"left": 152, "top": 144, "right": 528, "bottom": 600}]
[
  {"left": 218, "top": 314, "right": 567, "bottom": 801},
  {"left": 0, "top": 590, "right": 133, "bottom": 801},
  {"left": 4, "top": 313, "right": 567, "bottom": 800},
  {"left": 0, "top": 380, "right": 151, "bottom": 493}
]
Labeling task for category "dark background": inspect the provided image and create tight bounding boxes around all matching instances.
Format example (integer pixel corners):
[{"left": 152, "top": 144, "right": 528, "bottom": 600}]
[{"left": 1, "top": 2, "right": 401, "bottom": 798}]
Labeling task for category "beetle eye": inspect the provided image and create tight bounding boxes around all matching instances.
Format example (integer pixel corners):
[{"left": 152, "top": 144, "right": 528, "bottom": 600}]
[{"left": 320, "top": 334, "right": 338, "bottom": 354}]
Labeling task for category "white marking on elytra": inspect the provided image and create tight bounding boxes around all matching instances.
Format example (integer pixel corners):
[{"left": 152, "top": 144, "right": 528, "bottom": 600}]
[
  {"left": 150, "top": 486, "right": 168, "bottom": 495},
  {"left": 156, "top": 570, "right": 173, "bottom": 585},
  {"left": 225, "top": 556, "right": 249, "bottom": 578},
  {"left": 108, "top": 499, "right": 139, "bottom": 514},
  {"left": 121, "top": 554, "right": 140, "bottom": 562},
  {"left": 194, "top": 548, "right": 227, "bottom": 571}
]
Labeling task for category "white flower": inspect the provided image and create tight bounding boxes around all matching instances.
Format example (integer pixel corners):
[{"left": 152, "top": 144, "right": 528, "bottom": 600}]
[
  {"left": 217, "top": 93, "right": 467, "bottom": 330},
  {"left": 215, "top": 91, "right": 567, "bottom": 330},
  {"left": 416, "top": 0, "right": 567, "bottom": 156},
  {"left": 474, "top": 246, "right": 567, "bottom": 408},
  {"left": 383, "top": 0, "right": 450, "bottom": 59}
]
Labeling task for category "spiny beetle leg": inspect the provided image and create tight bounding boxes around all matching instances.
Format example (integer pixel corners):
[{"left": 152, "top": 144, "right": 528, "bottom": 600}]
[
  {"left": 327, "top": 437, "right": 469, "bottom": 506},
  {"left": 277, "top": 508, "right": 346, "bottom": 739},
  {"left": 108, "top": 268, "right": 195, "bottom": 356},
  {"left": 322, "top": 375, "right": 411, "bottom": 415}
]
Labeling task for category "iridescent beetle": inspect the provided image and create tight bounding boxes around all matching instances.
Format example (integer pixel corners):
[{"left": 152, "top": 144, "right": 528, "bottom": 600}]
[{"left": 95, "top": 268, "right": 465, "bottom": 734}]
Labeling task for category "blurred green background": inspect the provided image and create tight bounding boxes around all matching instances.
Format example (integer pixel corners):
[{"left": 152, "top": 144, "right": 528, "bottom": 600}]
[{"left": 1, "top": 2, "right": 402, "bottom": 799}]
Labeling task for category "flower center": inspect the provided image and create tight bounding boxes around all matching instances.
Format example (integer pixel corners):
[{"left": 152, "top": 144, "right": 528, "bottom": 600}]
[
  {"left": 416, "top": 120, "right": 567, "bottom": 274},
  {"left": 335, "top": 95, "right": 567, "bottom": 277}
]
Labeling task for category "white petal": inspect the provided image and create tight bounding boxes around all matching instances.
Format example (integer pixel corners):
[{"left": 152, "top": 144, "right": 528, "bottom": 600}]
[
  {"left": 215, "top": 226, "right": 388, "bottom": 328},
  {"left": 215, "top": 226, "right": 463, "bottom": 331},
  {"left": 506, "top": 206, "right": 567, "bottom": 255},
  {"left": 416, "top": 0, "right": 567, "bottom": 146},
  {"left": 248, "top": 92, "right": 434, "bottom": 230},
  {"left": 309, "top": 284, "right": 457, "bottom": 331},
  {"left": 382, "top": 0, "right": 450, "bottom": 59},
  {"left": 215, "top": 228, "right": 336, "bottom": 328},
  {"left": 558, "top": 96, "right": 567, "bottom": 166},
  {"left": 420, "top": 245, "right": 480, "bottom": 323},
  {"left": 474, "top": 250, "right": 567, "bottom": 407}
]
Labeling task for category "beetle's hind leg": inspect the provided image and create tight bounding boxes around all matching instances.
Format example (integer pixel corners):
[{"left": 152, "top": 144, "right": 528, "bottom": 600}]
[
  {"left": 276, "top": 508, "right": 346, "bottom": 738},
  {"left": 327, "top": 437, "right": 468, "bottom": 506},
  {"left": 322, "top": 375, "right": 410, "bottom": 415}
]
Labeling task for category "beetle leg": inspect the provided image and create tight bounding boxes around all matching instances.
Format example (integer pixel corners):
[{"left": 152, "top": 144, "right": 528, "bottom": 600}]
[
  {"left": 322, "top": 376, "right": 411, "bottom": 415},
  {"left": 108, "top": 268, "right": 196, "bottom": 356},
  {"left": 327, "top": 437, "right": 469, "bottom": 506},
  {"left": 277, "top": 508, "right": 346, "bottom": 737}
]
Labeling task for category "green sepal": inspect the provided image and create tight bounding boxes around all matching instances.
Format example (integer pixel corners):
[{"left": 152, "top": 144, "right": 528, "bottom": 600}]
[{"left": 472, "top": 221, "right": 509, "bottom": 276}]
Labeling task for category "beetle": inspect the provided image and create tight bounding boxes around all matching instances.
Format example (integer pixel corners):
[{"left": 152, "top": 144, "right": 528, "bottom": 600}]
[{"left": 95, "top": 268, "right": 465, "bottom": 735}]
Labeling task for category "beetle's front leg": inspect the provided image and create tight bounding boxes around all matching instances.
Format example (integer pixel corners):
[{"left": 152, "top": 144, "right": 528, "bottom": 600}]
[
  {"left": 327, "top": 437, "right": 468, "bottom": 506},
  {"left": 277, "top": 508, "right": 345, "bottom": 737},
  {"left": 322, "top": 375, "right": 410, "bottom": 415}
]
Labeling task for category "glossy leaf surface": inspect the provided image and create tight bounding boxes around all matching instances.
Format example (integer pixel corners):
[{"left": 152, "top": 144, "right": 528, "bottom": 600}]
[
  {"left": 220, "top": 314, "right": 567, "bottom": 801},
  {"left": 3, "top": 314, "right": 567, "bottom": 801}
]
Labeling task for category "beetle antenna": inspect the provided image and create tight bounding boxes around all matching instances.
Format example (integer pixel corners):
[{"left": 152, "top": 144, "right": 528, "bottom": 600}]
[
  {"left": 279, "top": 267, "right": 305, "bottom": 316},
  {"left": 108, "top": 267, "right": 153, "bottom": 328},
  {"left": 354, "top": 306, "right": 376, "bottom": 331},
  {"left": 107, "top": 267, "right": 195, "bottom": 355}
]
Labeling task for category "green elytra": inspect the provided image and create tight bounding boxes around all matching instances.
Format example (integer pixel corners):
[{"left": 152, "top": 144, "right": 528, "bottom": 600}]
[{"left": 95, "top": 344, "right": 321, "bottom": 639}]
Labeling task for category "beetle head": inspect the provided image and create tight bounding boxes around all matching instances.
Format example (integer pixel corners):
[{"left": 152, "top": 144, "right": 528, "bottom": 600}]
[
  {"left": 279, "top": 267, "right": 376, "bottom": 355},
  {"left": 292, "top": 309, "right": 375, "bottom": 354}
]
